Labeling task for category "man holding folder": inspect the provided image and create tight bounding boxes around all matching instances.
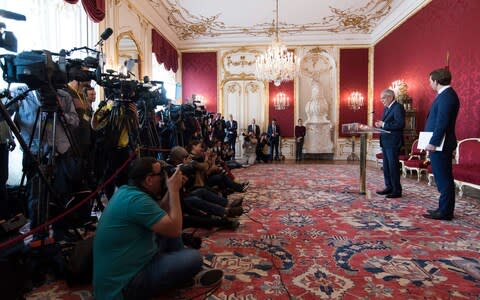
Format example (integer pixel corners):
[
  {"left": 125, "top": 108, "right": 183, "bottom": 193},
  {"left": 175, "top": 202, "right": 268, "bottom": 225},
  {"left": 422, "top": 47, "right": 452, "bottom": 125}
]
[{"left": 422, "top": 68, "right": 460, "bottom": 221}]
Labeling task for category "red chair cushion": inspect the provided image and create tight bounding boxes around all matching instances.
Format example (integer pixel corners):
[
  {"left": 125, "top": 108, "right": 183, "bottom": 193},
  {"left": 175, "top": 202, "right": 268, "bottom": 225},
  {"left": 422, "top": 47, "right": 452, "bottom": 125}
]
[
  {"left": 404, "top": 160, "right": 430, "bottom": 168},
  {"left": 452, "top": 164, "right": 480, "bottom": 185},
  {"left": 457, "top": 140, "right": 480, "bottom": 165}
]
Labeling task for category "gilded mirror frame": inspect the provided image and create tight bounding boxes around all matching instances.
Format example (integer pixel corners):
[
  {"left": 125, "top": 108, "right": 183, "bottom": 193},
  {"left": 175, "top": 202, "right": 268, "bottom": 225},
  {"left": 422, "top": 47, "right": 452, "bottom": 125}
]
[{"left": 116, "top": 30, "right": 143, "bottom": 79}]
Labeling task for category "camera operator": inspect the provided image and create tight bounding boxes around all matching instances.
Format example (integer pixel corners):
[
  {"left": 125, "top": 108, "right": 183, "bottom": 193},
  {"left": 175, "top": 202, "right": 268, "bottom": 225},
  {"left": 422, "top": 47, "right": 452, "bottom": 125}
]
[
  {"left": 210, "top": 113, "right": 226, "bottom": 143},
  {"left": 65, "top": 66, "right": 94, "bottom": 159},
  {"left": 0, "top": 105, "right": 15, "bottom": 220},
  {"left": 93, "top": 157, "right": 223, "bottom": 299},
  {"left": 8, "top": 85, "right": 42, "bottom": 229},
  {"left": 92, "top": 99, "right": 137, "bottom": 200}
]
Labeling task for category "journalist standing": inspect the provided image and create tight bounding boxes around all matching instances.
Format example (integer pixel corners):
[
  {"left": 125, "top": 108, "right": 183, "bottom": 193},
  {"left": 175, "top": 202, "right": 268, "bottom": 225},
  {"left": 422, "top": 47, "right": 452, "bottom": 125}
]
[
  {"left": 375, "top": 89, "right": 405, "bottom": 199},
  {"left": 225, "top": 114, "right": 238, "bottom": 158},
  {"left": 294, "top": 118, "right": 306, "bottom": 161},
  {"left": 423, "top": 68, "right": 459, "bottom": 221},
  {"left": 267, "top": 118, "right": 281, "bottom": 161}
]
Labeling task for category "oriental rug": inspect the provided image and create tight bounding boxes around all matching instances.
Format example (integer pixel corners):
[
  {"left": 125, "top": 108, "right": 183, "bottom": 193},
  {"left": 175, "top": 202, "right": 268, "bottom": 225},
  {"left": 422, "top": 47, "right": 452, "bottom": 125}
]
[{"left": 26, "top": 163, "right": 480, "bottom": 299}]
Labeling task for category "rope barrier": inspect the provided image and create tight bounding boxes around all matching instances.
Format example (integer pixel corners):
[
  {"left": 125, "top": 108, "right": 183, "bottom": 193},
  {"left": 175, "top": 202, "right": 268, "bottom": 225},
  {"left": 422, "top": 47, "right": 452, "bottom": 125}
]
[{"left": 0, "top": 150, "right": 139, "bottom": 250}]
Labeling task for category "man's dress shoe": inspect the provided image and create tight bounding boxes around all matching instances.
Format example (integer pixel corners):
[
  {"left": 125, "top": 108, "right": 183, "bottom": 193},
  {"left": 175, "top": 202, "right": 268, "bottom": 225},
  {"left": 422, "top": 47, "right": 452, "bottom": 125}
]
[
  {"left": 423, "top": 211, "right": 453, "bottom": 221},
  {"left": 385, "top": 193, "right": 402, "bottom": 198},
  {"left": 376, "top": 189, "right": 392, "bottom": 195},
  {"left": 427, "top": 209, "right": 438, "bottom": 215}
]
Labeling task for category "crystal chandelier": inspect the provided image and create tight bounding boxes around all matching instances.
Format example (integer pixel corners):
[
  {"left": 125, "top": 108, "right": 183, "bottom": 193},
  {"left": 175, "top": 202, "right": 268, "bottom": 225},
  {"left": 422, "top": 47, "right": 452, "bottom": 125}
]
[
  {"left": 347, "top": 91, "right": 364, "bottom": 111},
  {"left": 255, "top": 0, "right": 298, "bottom": 87},
  {"left": 273, "top": 92, "right": 290, "bottom": 110}
]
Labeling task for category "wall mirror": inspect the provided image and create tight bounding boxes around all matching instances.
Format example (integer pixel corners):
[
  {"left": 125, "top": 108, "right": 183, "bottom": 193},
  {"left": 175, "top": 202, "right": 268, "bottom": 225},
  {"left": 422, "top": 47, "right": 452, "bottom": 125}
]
[{"left": 117, "top": 31, "right": 142, "bottom": 79}]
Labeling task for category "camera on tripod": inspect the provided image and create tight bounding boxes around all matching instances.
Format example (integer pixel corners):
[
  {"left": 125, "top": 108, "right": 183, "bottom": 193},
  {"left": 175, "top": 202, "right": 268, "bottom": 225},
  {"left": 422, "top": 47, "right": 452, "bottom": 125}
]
[{"left": 0, "top": 50, "right": 101, "bottom": 107}]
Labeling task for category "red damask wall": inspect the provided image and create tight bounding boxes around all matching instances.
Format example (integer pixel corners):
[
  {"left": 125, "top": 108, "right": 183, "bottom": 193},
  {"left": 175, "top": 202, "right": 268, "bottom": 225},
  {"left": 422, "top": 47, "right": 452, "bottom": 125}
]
[
  {"left": 374, "top": 0, "right": 480, "bottom": 139},
  {"left": 339, "top": 48, "right": 369, "bottom": 137},
  {"left": 269, "top": 81, "right": 295, "bottom": 137},
  {"left": 182, "top": 52, "right": 218, "bottom": 113}
]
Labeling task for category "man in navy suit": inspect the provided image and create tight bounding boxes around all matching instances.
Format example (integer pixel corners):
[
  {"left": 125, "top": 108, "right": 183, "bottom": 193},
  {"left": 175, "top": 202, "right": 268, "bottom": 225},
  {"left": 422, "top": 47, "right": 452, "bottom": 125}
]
[
  {"left": 267, "top": 119, "right": 281, "bottom": 161},
  {"left": 375, "top": 89, "right": 405, "bottom": 198},
  {"left": 225, "top": 114, "right": 238, "bottom": 158},
  {"left": 423, "top": 68, "right": 460, "bottom": 221}
]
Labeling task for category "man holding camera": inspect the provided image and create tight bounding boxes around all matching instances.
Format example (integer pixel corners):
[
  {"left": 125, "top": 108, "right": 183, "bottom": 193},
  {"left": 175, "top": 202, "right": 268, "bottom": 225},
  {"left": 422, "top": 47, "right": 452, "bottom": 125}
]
[{"left": 94, "top": 157, "right": 223, "bottom": 299}]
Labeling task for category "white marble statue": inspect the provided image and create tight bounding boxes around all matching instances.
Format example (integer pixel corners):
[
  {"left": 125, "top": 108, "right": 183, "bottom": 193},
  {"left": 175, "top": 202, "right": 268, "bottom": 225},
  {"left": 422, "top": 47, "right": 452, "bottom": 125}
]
[{"left": 304, "top": 81, "right": 333, "bottom": 153}]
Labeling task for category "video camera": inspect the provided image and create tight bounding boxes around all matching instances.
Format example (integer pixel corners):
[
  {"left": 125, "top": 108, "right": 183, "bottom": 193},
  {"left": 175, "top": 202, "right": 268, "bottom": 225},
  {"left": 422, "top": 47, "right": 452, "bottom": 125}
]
[{"left": 0, "top": 49, "right": 102, "bottom": 107}]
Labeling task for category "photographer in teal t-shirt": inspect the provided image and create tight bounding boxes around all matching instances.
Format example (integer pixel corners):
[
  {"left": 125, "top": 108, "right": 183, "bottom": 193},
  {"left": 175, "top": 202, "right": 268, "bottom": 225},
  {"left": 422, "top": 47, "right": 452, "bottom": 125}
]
[{"left": 93, "top": 157, "right": 223, "bottom": 299}]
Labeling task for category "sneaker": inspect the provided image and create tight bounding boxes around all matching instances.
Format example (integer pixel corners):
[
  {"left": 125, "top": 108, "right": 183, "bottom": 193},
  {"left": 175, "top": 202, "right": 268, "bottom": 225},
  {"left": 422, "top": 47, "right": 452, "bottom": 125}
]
[{"left": 194, "top": 268, "right": 224, "bottom": 287}]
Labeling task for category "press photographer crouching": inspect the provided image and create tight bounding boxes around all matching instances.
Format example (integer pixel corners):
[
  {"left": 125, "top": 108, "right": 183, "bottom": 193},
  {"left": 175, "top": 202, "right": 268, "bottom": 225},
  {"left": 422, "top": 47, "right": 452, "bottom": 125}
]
[
  {"left": 167, "top": 146, "right": 243, "bottom": 230},
  {"left": 93, "top": 157, "right": 223, "bottom": 299},
  {"left": 188, "top": 139, "right": 249, "bottom": 194}
]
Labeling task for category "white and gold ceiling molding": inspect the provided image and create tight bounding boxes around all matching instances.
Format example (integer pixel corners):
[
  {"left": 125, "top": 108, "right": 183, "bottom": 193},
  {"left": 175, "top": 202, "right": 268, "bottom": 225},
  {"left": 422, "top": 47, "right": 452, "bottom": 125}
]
[{"left": 145, "top": 0, "right": 428, "bottom": 47}]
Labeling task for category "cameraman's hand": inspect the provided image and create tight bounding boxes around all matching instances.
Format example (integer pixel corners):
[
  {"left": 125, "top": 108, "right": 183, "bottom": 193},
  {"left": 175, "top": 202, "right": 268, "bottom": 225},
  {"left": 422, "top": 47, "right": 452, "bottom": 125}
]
[
  {"left": 166, "top": 167, "right": 183, "bottom": 192},
  {"left": 8, "top": 140, "right": 16, "bottom": 151}
]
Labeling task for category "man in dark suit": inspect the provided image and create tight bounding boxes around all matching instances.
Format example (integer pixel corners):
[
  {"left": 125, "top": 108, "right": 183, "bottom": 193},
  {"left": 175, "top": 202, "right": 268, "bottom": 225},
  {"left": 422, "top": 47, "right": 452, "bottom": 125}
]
[
  {"left": 267, "top": 118, "right": 281, "bottom": 161},
  {"left": 423, "top": 68, "right": 460, "bottom": 221},
  {"left": 248, "top": 118, "right": 260, "bottom": 139},
  {"left": 375, "top": 89, "right": 405, "bottom": 198},
  {"left": 225, "top": 114, "right": 238, "bottom": 158}
]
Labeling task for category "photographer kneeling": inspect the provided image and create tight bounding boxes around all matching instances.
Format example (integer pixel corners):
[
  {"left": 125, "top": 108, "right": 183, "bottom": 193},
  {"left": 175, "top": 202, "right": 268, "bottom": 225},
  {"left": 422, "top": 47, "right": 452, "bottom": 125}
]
[
  {"left": 93, "top": 157, "right": 223, "bottom": 300},
  {"left": 168, "top": 146, "right": 243, "bottom": 220}
]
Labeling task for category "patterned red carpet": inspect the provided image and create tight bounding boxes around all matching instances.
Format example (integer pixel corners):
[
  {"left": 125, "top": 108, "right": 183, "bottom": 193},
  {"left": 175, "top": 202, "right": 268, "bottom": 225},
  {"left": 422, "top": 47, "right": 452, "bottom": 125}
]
[{"left": 26, "top": 163, "right": 480, "bottom": 299}]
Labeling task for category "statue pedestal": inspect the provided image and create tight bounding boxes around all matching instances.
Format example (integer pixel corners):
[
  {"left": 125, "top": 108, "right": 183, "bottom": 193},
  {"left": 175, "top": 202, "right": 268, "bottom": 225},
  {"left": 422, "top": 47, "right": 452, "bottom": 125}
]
[{"left": 305, "top": 122, "right": 333, "bottom": 154}]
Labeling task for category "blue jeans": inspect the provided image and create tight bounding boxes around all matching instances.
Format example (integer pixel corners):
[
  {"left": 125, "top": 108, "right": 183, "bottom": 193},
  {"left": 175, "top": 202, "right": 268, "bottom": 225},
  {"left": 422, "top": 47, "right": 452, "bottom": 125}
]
[
  {"left": 122, "top": 236, "right": 203, "bottom": 300},
  {"left": 185, "top": 188, "right": 229, "bottom": 217}
]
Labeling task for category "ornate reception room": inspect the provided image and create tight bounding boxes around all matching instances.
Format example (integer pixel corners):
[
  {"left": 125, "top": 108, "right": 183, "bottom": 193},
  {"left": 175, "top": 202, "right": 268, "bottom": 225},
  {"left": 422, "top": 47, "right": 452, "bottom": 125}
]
[{"left": 1, "top": 0, "right": 479, "bottom": 299}]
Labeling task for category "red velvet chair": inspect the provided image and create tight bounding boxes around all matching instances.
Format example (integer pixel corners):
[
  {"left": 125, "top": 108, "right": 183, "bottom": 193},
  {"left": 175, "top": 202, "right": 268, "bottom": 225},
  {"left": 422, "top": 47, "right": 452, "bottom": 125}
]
[
  {"left": 403, "top": 158, "right": 430, "bottom": 181},
  {"left": 452, "top": 138, "right": 480, "bottom": 196},
  {"left": 400, "top": 139, "right": 425, "bottom": 178}
]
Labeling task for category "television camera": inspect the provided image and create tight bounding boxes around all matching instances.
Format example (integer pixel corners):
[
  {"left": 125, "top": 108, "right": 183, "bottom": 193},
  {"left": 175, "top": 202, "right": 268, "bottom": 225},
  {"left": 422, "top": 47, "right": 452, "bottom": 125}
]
[{"left": 0, "top": 48, "right": 102, "bottom": 108}]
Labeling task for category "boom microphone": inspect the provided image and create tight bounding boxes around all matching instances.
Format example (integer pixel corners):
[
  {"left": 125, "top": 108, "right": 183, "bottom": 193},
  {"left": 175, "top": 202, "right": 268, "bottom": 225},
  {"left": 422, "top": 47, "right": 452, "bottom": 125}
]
[
  {"left": 95, "top": 27, "right": 113, "bottom": 47},
  {"left": 0, "top": 9, "right": 27, "bottom": 21}
]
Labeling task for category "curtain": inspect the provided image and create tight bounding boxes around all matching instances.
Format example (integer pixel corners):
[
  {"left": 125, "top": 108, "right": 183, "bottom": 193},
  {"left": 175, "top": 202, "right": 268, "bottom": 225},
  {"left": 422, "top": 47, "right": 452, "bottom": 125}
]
[
  {"left": 64, "top": 0, "right": 105, "bottom": 22},
  {"left": 152, "top": 29, "right": 178, "bottom": 73}
]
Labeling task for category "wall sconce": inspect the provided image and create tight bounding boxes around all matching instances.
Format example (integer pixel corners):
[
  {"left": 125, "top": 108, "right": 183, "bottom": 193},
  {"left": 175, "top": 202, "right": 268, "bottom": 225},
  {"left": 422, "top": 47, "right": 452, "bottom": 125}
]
[
  {"left": 273, "top": 92, "right": 290, "bottom": 110},
  {"left": 347, "top": 91, "right": 364, "bottom": 111}
]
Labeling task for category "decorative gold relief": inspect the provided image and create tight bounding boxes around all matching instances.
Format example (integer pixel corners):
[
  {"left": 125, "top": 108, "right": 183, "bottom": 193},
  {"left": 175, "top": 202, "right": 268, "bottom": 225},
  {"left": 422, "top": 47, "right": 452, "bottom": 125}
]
[
  {"left": 226, "top": 82, "right": 241, "bottom": 95},
  {"left": 150, "top": 0, "right": 393, "bottom": 40},
  {"left": 153, "top": 0, "right": 226, "bottom": 40},
  {"left": 226, "top": 55, "right": 256, "bottom": 67},
  {"left": 245, "top": 82, "right": 259, "bottom": 94},
  {"left": 322, "top": 0, "right": 392, "bottom": 33}
]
